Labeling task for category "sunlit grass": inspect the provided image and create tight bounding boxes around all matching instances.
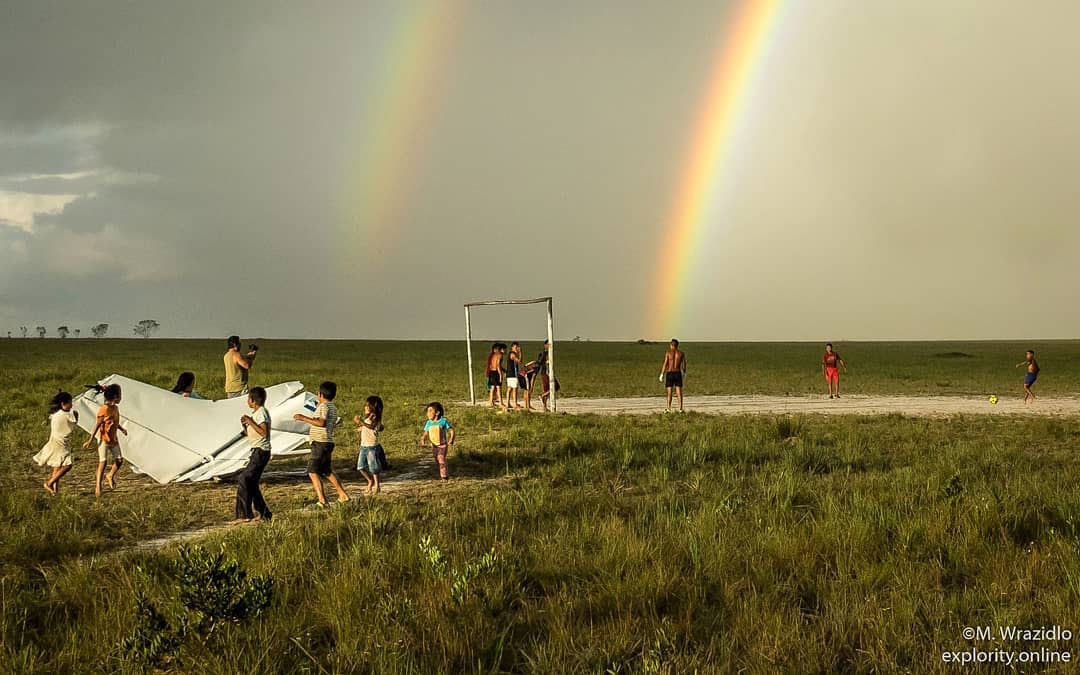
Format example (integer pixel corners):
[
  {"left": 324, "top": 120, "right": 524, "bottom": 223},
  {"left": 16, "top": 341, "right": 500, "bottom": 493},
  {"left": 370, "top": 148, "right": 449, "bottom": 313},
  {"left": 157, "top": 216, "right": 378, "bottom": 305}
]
[{"left": 1, "top": 340, "right": 1078, "bottom": 671}]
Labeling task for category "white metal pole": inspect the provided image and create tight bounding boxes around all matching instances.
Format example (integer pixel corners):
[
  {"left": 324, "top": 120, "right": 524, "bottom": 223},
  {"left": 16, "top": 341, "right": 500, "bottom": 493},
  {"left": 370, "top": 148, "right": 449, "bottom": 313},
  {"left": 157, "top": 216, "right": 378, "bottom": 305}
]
[
  {"left": 546, "top": 298, "right": 555, "bottom": 412},
  {"left": 465, "top": 306, "right": 475, "bottom": 405}
]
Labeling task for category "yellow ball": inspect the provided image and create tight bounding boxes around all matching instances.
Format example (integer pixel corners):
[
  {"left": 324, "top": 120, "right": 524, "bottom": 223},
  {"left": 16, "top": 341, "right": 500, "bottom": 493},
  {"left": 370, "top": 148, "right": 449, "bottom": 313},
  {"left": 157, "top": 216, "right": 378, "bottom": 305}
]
[{"left": 989, "top": 395, "right": 998, "bottom": 405}]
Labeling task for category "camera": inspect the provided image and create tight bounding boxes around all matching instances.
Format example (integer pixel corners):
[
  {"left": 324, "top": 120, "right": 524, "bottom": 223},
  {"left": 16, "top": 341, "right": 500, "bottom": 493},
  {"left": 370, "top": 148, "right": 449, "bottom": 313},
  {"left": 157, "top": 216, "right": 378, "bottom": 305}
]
[{"left": 248, "top": 344, "right": 259, "bottom": 353}]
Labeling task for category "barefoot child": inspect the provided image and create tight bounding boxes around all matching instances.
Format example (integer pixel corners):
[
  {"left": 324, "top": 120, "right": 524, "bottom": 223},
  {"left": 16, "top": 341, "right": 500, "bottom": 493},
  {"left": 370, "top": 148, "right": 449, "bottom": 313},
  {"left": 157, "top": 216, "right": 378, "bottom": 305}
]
[
  {"left": 355, "top": 396, "right": 385, "bottom": 494},
  {"left": 1016, "top": 349, "right": 1040, "bottom": 402},
  {"left": 294, "top": 381, "right": 350, "bottom": 506},
  {"left": 34, "top": 390, "right": 79, "bottom": 495},
  {"left": 821, "top": 343, "right": 847, "bottom": 400},
  {"left": 506, "top": 342, "right": 524, "bottom": 409},
  {"left": 420, "top": 402, "right": 454, "bottom": 481},
  {"left": 82, "top": 383, "right": 127, "bottom": 497},
  {"left": 236, "top": 386, "right": 273, "bottom": 522},
  {"left": 486, "top": 343, "right": 506, "bottom": 408}
]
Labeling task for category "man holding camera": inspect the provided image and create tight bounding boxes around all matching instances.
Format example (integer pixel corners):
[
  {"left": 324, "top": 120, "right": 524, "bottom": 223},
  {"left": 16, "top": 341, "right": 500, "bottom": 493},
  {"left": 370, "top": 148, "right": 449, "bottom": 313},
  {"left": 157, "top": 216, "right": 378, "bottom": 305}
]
[{"left": 224, "top": 335, "right": 258, "bottom": 398}]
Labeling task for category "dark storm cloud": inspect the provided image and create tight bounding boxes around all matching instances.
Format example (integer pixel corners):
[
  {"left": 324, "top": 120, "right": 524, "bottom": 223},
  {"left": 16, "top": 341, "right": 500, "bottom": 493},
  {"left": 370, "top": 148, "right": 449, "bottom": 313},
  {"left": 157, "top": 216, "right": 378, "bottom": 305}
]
[{"left": 1, "top": 0, "right": 1078, "bottom": 339}]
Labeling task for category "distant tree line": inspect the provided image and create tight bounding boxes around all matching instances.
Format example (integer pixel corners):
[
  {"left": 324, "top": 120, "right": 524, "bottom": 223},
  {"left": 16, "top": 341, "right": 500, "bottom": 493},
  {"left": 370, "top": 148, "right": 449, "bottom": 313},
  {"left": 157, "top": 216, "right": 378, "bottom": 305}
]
[{"left": 5, "top": 320, "right": 161, "bottom": 338}]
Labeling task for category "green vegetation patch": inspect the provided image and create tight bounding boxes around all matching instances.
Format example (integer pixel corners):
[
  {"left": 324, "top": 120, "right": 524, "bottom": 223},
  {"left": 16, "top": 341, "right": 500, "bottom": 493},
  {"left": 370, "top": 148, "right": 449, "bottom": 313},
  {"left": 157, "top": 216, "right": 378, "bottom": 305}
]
[{"left": 1, "top": 340, "right": 1078, "bottom": 671}]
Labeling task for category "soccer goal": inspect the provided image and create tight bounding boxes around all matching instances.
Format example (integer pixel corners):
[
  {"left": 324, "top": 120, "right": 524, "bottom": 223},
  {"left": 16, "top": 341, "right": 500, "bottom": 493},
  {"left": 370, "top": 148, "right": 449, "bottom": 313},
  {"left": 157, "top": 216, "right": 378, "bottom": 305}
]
[{"left": 464, "top": 297, "right": 556, "bottom": 411}]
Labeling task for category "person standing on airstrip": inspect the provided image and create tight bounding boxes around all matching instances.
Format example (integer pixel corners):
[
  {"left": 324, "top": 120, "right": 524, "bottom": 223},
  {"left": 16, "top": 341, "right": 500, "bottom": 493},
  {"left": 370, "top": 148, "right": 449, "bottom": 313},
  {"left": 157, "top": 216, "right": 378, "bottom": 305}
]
[
  {"left": 822, "top": 343, "right": 848, "bottom": 399},
  {"left": 659, "top": 339, "right": 687, "bottom": 413}
]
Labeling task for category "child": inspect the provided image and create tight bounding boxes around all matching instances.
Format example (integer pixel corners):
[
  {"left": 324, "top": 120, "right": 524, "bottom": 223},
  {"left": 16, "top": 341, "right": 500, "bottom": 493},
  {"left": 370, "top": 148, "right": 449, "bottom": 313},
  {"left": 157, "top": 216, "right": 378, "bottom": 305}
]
[
  {"left": 420, "top": 401, "right": 454, "bottom": 480},
  {"left": 236, "top": 386, "right": 273, "bottom": 522},
  {"left": 535, "top": 340, "right": 558, "bottom": 412},
  {"left": 1016, "top": 349, "right": 1040, "bottom": 402},
  {"left": 506, "top": 342, "right": 523, "bottom": 409},
  {"left": 82, "top": 383, "right": 127, "bottom": 497},
  {"left": 486, "top": 343, "right": 505, "bottom": 408},
  {"left": 354, "top": 396, "right": 385, "bottom": 494},
  {"left": 820, "top": 342, "right": 847, "bottom": 400},
  {"left": 34, "top": 390, "right": 79, "bottom": 495},
  {"left": 294, "top": 381, "right": 350, "bottom": 506},
  {"left": 171, "top": 371, "right": 206, "bottom": 399}
]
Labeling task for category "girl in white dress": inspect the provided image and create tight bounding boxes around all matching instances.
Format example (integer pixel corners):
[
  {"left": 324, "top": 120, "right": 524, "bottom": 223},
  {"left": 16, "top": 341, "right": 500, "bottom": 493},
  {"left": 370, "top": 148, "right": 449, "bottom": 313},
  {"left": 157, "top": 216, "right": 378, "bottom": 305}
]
[{"left": 34, "top": 391, "right": 79, "bottom": 495}]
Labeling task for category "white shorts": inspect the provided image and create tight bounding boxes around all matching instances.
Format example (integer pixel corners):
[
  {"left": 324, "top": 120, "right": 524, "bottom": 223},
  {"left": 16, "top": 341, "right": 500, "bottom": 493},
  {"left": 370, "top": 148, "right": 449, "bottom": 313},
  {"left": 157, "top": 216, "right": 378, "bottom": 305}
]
[
  {"left": 506, "top": 377, "right": 519, "bottom": 389},
  {"left": 98, "top": 442, "right": 122, "bottom": 463}
]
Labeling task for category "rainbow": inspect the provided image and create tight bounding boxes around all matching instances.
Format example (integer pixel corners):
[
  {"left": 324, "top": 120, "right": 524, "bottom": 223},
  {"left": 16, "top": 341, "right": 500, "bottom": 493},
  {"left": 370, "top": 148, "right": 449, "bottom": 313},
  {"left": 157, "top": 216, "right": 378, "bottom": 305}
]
[
  {"left": 340, "top": 0, "right": 463, "bottom": 261},
  {"left": 650, "top": 0, "right": 784, "bottom": 338}
]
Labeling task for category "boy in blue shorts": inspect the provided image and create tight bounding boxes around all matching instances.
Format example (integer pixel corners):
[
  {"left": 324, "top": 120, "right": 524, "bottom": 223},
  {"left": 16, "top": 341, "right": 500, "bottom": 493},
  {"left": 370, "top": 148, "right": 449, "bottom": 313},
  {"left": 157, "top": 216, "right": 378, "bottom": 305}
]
[{"left": 1015, "top": 350, "right": 1040, "bottom": 403}]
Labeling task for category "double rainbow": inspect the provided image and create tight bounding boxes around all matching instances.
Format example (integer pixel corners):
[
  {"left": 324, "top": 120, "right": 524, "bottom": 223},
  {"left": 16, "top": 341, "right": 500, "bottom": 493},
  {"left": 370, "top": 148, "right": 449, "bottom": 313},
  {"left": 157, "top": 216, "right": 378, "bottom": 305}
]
[
  {"left": 650, "top": 0, "right": 784, "bottom": 338},
  {"left": 340, "top": 0, "right": 463, "bottom": 260}
]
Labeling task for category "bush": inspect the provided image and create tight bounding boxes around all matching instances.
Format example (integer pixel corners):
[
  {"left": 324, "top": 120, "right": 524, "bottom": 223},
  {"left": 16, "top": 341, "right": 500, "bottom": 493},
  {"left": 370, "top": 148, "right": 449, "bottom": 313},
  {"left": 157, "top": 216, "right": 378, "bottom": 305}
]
[{"left": 175, "top": 545, "right": 273, "bottom": 639}]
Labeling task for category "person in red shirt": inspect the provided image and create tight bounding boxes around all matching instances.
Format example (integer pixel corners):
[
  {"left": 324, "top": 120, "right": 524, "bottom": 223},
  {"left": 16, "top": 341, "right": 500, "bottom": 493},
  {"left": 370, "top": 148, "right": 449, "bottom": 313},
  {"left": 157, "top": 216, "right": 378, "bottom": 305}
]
[{"left": 821, "top": 343, "right": 848, "bottom": 399}]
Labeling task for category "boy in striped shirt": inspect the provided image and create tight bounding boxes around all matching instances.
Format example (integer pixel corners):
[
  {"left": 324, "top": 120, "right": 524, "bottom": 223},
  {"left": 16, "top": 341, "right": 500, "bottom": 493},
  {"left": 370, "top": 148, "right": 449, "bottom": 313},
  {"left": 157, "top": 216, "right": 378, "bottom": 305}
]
[{"left": 294, "top": 381, "right": 351, "bottom": 506}]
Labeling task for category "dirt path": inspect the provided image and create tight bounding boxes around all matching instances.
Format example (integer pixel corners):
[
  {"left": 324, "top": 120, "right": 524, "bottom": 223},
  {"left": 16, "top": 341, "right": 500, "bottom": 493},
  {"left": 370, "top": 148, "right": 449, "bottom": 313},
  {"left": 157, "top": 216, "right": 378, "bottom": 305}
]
[
  {"left": 527, "top": 394, "right": 1080, "bottom": 418},
  {"left": 126, "top": 451, "right": 494, "bottom": 552}
]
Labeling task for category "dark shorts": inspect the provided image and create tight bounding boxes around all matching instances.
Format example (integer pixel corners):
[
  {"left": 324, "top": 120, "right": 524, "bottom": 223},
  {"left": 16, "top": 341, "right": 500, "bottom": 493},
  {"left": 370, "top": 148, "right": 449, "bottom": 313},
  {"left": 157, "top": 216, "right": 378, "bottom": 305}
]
[
  {"left": 307, "top": 441, "right": 335, "bottom": 477},
  {"left": 1025, "top": 372, "right": 1038, "bottom": 386},
  {"left": 487, "top": 372, "right": 501, "bottom": 387},
  {"left": 665, "top": 371, "right": 683, "bottom": 388}
]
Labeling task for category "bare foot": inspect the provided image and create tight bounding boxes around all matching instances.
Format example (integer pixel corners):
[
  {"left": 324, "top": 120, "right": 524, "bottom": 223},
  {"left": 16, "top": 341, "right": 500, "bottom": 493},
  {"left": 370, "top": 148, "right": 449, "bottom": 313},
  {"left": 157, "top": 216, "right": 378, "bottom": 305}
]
[
  {"left": 231, "top": 517, "right": 252, "bottom": 525},
  {"left": 43, "top": 482, "right": 57, "bottom": 496},
  {"left": 95, "top": 486, "right": 102, "bottom": 497},
  {"left": 105, "top": 474, "right": 115, "bottom": 490}
]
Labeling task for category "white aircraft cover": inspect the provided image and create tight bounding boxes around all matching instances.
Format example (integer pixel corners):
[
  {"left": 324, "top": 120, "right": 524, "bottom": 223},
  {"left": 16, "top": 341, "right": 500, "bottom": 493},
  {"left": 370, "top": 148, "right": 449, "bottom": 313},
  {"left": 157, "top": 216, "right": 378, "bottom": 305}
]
[{"left": 74, "top": 375, "right": 316, "bottom": 483}]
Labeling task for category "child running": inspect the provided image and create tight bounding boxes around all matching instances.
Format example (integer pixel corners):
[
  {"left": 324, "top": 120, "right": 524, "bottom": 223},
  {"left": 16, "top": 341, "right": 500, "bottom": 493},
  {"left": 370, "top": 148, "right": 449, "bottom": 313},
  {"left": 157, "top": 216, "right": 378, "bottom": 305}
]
[
  {"left": 1016, "top": 349, "right": 1040, "bottom": 402},
  {"left": 235, "top": 386, "right": 273, "bottom": 522},
  {"left": 34, "top": 390, "right": 79, "bottom": 496},
  {"left": 420, "top": 402, "right": 454, "bottom": 481},
  {"left": 355, "top": 396, "right": 385, "bottom": 495},
  {"left": 82, "top": 383, "right": 127, "bottom": 497},
  {"left": 294, "top": 381, "right": 350, "bottom": 507}
]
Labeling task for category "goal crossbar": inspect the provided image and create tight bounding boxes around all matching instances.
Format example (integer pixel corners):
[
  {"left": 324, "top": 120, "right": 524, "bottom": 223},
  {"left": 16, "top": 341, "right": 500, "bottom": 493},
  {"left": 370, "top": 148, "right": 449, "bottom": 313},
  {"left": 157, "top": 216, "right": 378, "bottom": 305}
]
[{"left": 464, "top": 297, "right": 555, "bottom": 411}]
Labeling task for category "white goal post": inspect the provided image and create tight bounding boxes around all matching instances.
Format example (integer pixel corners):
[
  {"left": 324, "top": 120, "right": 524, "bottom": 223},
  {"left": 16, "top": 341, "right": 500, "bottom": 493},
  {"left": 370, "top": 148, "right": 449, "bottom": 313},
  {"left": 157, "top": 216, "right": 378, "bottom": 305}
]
[{"left": 465, "top": 297, "right": 556, "bottom": 411}]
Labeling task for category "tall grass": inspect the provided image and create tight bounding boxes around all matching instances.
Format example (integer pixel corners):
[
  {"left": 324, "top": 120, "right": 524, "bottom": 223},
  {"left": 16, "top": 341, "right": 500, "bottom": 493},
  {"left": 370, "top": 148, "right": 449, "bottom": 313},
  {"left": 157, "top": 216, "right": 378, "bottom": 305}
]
[{"left": 1, "top": 341, "right": 1078, "bottom": 671}]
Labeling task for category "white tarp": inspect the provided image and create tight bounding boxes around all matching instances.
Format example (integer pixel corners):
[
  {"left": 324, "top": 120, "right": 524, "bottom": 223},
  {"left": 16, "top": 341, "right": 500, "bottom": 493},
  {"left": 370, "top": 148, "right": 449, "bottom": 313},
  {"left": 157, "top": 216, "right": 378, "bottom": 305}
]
[{"left": 74, "top": 374, "right": 314, "bottom": 483}]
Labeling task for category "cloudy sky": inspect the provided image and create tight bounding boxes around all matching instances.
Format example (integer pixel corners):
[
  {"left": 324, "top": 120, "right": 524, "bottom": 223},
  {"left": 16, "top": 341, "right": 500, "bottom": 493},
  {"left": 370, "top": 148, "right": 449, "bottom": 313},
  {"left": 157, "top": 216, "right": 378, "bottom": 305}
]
[{"left": 2, "top": 0, "right": 1078, "bottom": 341}]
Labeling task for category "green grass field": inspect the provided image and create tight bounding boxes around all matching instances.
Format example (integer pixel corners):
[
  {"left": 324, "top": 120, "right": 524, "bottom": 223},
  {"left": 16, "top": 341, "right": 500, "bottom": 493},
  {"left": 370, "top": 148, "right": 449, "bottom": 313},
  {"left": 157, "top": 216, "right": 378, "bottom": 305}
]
[{"left": 1, "top": 339, "right": 1078, "bottom": 672}]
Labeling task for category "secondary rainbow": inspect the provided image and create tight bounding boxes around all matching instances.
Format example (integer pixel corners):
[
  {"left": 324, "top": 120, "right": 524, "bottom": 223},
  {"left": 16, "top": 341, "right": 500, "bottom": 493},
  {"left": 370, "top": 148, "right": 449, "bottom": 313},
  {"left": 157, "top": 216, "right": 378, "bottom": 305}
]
[
  {"left": 340, "top": 0, "right": 463, "bottom": 262},
  {"left": 650, "top": 0, "right": 784, "bottom": 338}
]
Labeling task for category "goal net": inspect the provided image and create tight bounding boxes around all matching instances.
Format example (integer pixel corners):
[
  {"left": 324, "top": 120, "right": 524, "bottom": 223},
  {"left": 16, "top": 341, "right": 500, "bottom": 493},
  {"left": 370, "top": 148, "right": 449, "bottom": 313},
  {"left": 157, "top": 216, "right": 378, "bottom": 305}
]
[{"left": 464, "top": 297, "right": 556, "bottom": 411}]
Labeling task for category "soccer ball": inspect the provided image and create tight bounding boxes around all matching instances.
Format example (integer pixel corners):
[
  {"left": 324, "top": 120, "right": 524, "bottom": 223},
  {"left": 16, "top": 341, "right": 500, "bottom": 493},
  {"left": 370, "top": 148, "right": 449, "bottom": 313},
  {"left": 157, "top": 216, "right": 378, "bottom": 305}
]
[{"left": 989, "top": 395, "right": 998, "bottom": 405}]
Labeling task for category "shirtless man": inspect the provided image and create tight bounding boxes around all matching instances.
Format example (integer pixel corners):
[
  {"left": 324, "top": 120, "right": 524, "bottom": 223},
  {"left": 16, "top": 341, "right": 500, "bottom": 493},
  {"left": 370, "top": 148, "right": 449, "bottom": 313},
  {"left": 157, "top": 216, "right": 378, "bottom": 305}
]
[
  {"left": 659, "top": 339, "right": 687, "bottom": 412},
  {"left": 1015, "top": 349, "right": 1040, "bottom": 403}
]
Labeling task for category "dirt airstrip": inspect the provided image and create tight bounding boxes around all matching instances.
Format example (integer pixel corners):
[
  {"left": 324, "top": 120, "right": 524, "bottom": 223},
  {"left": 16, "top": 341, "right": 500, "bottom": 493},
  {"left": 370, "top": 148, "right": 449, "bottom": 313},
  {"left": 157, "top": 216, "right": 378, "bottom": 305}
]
[{"left": 532, "top": 394, "right": 1080, "bottom": 418}]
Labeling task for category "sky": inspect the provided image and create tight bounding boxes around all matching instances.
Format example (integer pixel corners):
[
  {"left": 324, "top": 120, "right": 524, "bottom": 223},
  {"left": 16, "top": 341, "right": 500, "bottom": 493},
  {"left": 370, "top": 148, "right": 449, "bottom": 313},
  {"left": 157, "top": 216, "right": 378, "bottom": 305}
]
[{"left": 2, "top": 0, "right": 1078, "bottom": 341}]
